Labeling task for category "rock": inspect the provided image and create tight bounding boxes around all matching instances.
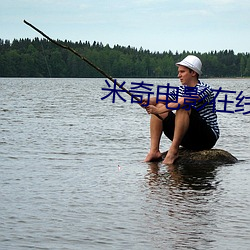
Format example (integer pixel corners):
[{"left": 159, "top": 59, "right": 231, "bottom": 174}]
[{"left": 161, "top": 148, "right": 238, "bottom": 166}]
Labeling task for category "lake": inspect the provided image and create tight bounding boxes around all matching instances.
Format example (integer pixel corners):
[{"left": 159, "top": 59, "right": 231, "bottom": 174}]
[{"left": 0, "top": 78, "right": 250, "bottom": 249}]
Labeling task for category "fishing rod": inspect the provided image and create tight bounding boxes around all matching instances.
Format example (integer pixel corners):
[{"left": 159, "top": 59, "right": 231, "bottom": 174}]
[{"left": 23, "top": 20, "right": 163, "bottom": 120}]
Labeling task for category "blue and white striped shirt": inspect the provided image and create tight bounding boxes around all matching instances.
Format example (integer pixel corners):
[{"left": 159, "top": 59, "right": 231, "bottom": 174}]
[{"left": 168, "top": 80, "right": 220, "bottom": 139}]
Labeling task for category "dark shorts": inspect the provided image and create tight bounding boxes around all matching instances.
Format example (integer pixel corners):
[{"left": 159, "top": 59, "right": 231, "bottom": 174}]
[{"left": 162, "top": 108, "right": 217, "bottom": 150}]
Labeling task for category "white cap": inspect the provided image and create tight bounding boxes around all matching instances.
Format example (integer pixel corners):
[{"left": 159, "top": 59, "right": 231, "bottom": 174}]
[{"left": 176, "top": 55, "right": 202, "bottom": 75}]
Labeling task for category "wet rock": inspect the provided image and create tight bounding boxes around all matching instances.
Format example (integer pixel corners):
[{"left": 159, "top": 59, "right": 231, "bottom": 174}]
[{"left": 161, "top": 148, "right": 238, "bottom": 166}]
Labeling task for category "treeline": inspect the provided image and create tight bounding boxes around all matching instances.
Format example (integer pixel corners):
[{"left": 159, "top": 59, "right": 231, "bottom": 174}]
[{"left": 0, "top": 38, "right": 250, "bottom": 78}]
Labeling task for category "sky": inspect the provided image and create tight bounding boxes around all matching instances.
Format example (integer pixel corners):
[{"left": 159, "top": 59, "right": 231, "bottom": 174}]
[{"left": 1, "top": 0, "right": 250, "bottom": 53}]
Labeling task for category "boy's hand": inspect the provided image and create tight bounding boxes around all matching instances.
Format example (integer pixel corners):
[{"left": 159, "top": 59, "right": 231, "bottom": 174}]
[{"left": 146, "top": 105, "right": 159, "bottom": 115}]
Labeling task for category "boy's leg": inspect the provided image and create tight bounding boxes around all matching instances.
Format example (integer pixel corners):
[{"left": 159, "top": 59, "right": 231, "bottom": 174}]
[
  {"left": 144, "top": 104, "right": 169, "bottom": 162},
  {"left": 163, "top": 108, "right": 191, "bottom": 164}
]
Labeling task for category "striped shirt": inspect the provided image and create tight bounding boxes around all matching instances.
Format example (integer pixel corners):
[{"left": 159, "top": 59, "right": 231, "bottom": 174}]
[{"left": 168, "top": 80, "right": 220, "bottom": 139}]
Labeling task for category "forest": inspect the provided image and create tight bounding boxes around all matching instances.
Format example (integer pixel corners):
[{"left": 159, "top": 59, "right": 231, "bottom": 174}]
[{"left": 0, "top": 38, "right": 250, "bottom": 78}]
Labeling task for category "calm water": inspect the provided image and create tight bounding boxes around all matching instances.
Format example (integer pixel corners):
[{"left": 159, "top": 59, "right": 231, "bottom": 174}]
[{"left": 0, "top": 78, "right": 250, "bottom": 250}]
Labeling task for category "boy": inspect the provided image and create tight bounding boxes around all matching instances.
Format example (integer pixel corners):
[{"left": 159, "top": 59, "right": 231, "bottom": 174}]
[{"left": 143, "top": 55, "right": 219, "bottom": 164}]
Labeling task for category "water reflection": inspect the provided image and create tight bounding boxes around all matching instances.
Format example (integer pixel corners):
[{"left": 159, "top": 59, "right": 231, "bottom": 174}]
[
  {"left": 147, "top": 162, "right": 219, "bottom": 191},
  {"left": 144, "top": 162, "right": 221, "bottom": 249}
]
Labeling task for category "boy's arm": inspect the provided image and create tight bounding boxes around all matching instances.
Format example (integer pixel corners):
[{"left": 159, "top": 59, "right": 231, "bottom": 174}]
[{"left": 146, "top": 95, "right": 201, "bottom": 115}]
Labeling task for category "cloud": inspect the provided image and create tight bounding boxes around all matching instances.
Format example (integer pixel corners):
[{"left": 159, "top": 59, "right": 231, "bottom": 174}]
[
  {"left": 1, "top": 0, "right": 250, "bottom": 53},
  {"left": 206, "top": 0, "right": 237, "bottom": 4},
  {"left": 199, "top": 0, "right": 250, "bottom": 10},
  {"left": 134, "top": 0, "right": 167, "bottom": 5},
  {"left": 79, "top": 3, "right": 89, "bottom": 10}
]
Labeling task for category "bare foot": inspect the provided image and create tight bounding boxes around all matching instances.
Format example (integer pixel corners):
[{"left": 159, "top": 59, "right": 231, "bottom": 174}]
[
  {"left": 144, "top": 151, "right": 162, "bottom": 162},
  {"left": 163, "top": 149, "right": 179, "bottom": 165}
]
